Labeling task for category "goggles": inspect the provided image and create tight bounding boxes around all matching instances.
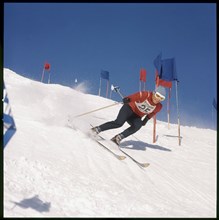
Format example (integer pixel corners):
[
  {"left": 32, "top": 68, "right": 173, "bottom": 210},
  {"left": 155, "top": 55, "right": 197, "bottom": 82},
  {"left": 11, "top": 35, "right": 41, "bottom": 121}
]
[{"left": 155, "top": 92, "right": 165, "bottom": 101}]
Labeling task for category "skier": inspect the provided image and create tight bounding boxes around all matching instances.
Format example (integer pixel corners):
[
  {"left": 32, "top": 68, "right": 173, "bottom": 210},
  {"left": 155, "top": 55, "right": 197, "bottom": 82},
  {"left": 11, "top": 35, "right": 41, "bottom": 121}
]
[{"left": 91, "top": 86, "right": 166, "bottom": 145}]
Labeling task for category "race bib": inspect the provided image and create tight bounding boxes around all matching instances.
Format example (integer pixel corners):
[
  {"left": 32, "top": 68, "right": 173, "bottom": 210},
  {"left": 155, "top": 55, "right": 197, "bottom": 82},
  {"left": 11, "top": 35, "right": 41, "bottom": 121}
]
[{"left": 135, "top": 100, "right": 156, "bottom": 114}]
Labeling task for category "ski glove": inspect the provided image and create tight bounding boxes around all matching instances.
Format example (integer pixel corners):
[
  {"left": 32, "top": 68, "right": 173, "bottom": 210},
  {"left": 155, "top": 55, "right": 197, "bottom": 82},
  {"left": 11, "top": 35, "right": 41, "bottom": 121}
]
[
  {"left": 142, "top": 115, "right": 150, "bottom": 126},
  {"left": 122, "top": 97, "right": 131, "bottom": 104}
]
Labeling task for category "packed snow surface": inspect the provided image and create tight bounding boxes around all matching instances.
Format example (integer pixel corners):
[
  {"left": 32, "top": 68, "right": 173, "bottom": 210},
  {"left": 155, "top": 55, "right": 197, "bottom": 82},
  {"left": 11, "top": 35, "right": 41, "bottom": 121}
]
[{"left": 3, "top": 68, "right": 217, "bottom": 217}]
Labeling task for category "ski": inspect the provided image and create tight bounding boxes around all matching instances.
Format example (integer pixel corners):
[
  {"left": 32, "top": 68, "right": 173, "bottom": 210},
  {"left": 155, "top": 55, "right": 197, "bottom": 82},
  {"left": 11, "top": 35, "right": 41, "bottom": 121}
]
[
  {"left": 90, "top": 124, "right": 126, "bottom": 160},
  {"left": 67, "top": 123, "right": 126, "bottom": 161},
  {"left": 90, "top": 124, "right": 149, "bottom": 168},
  {"left": 94, "top": 139, "right": 126, "bottom": 161},
  {"left": 117, "top": 147, "right": 150, "bottom": 168}
]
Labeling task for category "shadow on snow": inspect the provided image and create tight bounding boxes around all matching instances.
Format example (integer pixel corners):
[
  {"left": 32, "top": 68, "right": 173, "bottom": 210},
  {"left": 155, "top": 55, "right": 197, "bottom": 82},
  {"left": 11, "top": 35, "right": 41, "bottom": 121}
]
[
  {"left": 120, "top": 140, "right": 171, "bottom": 152},
  {"left": 10, "top": 195, "right": 51, "bottom": 213}
]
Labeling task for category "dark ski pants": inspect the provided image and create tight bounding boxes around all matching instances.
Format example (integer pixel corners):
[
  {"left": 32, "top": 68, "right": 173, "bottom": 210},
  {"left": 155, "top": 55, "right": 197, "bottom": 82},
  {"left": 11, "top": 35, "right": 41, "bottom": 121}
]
[{"left": 99, "top": 104, "right": 143, "bottom": 138}]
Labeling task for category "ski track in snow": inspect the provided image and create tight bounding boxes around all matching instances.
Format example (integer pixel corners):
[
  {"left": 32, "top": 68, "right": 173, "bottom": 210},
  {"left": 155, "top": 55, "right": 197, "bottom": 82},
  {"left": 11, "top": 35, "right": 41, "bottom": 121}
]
[{"left": 3, "top": 68, "right": 217, "bottom": 217}]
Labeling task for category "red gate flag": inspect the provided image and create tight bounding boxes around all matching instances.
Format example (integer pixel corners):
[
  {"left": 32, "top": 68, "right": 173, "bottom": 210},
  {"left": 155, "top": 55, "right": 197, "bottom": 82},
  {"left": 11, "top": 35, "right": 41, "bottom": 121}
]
[
  {"left": 140, "top": 68, "right": 146, "bottom": 82},
  {"left": 155, "top": 70, "right": 172, "bottom": 88},
  {"left": 44, "top": 63, "right": 51, "bottom": 71}
]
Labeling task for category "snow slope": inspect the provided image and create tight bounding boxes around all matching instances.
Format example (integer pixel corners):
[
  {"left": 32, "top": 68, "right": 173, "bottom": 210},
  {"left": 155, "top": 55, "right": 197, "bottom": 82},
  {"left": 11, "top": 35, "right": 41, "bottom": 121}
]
[{"left": 3, "top": 68, "right": 217, "bottom": 217}]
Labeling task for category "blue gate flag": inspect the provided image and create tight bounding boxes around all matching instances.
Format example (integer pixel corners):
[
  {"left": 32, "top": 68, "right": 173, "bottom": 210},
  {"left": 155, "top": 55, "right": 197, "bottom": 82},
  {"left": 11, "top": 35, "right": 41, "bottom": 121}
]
[
  {"left": 154, "top": 54, "right": 178, "bottom": 81},
  {"left": 213, "top": 98, "right": 217, "bottom": 110},
  {"left": 3, "top": 84, "right": 16, "bottom": 148},
  {"left": 100, "top": 70, "right": 109, "bottom": 80},
  {"left": 160, "top": 58, "right": 177, "bottom": 81},
  {"left": 154, "top": 53, "right": 162, "bottom": 75}
]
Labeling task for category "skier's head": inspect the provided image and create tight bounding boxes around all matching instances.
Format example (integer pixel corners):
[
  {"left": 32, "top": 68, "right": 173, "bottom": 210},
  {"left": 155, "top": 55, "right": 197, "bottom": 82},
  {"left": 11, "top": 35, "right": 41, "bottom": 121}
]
[{"left": 154, "top": 86, "right": 166, "bottom": 101}]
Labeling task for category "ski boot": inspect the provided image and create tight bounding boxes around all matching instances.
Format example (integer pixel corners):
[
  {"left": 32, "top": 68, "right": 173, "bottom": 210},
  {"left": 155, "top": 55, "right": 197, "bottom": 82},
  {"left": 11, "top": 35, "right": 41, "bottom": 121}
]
[{"left": 111, "top": 134, "right": 124, "bottom": 146}]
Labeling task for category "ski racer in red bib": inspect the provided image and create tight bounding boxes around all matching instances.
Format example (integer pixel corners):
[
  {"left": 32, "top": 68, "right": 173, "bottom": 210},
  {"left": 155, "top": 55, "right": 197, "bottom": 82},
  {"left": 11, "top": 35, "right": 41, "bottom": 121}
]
[{"left": 91, "top": 86, "right": 166, "bottom": 145}]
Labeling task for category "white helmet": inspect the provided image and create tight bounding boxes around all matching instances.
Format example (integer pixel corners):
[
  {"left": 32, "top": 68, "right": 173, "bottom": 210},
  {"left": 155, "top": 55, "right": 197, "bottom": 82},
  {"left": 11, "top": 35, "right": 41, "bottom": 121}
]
[{"left": 155, "top": 86, "right": 166, "bottom": 100}]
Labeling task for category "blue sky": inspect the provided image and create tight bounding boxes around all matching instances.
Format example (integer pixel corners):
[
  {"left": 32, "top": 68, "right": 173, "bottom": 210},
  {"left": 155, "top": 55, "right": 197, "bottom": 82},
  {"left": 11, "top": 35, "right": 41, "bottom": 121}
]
[{"left": 4, "top": 3, "right": 217, "bottom": 129}]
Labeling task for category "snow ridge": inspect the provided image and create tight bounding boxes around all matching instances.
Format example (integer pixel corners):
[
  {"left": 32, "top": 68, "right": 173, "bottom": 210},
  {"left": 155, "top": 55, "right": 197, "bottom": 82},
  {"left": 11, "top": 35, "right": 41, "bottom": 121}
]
[{"left": 3, "top": 68, "right": 216, "bottom": 217}]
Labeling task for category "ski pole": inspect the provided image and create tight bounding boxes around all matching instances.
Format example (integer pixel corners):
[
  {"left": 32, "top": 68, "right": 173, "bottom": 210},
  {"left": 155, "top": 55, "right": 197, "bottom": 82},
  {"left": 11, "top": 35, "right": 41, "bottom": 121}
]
[
  {"left": 73, "top": 102, "right": 122, "bottom": 118},
  {"left": 111, "top": 84, "right": 124, "bottom": 99}
]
